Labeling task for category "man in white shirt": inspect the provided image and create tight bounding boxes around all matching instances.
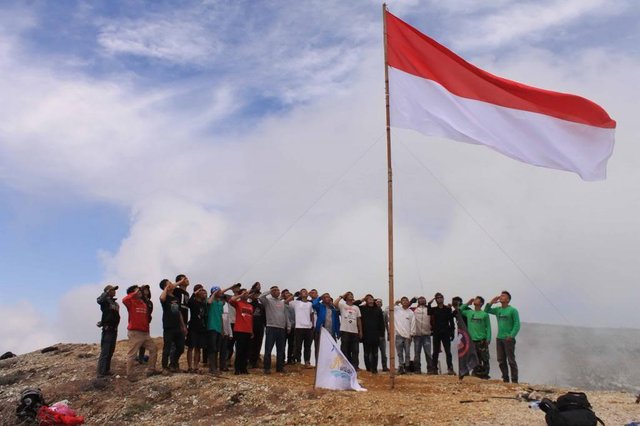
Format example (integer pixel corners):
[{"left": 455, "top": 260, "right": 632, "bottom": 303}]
[
  {"left": 394, "top": 296, "right": 416, "bottom": 375},
  {"left": 333, "top": 291, "right": 362, "bottom": 370},
  {"left": 290, "top": 288, "right": 314, "bottom": 367}
]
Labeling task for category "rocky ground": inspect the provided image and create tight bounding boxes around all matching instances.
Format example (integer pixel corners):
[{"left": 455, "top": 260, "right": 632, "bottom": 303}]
[{"left": 1, "top": 338, "right": 639, "bottom": 425}]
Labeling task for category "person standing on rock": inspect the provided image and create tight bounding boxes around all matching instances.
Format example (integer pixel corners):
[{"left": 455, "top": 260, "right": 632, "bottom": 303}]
[
  {"left": 96, "top": 284, "right": 120, "bottom": 378},
  {"left": 186, "top": 285, "right": 208, "bottom": 373},
  {"left": 428, "top": 292, "right": 456, "bottom": 375},
  {"left": 334, "top": 291, "right": 362, "bottom": 370},
  {"left": 460, "top": 296, "right": 492, "bottom": 379},
  {"left": 122, "top": 285, "right": 159, "bottom": 381},
  {"left": 259, "top": 285, "right": 290, "bottom": 374},
  {"left": 281, "top": 289, "right": 296, "bottom": 364},
  {"left": 485, "top": 291, "right": 520, "bottom": 383},
  {"left": 206, "top": 284, "right": 235, "bottom": 375},
  {"left": 290, "top": 288, "right": 314, "bottom": 367},
  {"left": 412, "top": 296, "right": 434, "bottom": 374},
  {"left": 356, "top": 294, "right": 385, "bottom": 374},
  {"left": 248, "top": 282, "right": 266, "bottom": 369},
  {"left": 312, "top": 292, "right": 340, "bottom": 359},
  {"left": 229, "top": 288, "right": 254, "bottom": 375},
  {"left": 376, "top": 298, "right": 390, "bottom": 372},
  {"left": 136, "top": 285, "right": 153, "bottom": 364},
  {"left": 160, "top": 279, "right": 187, "bottom": 373},
  {"left": 393, "top": 297, "right": 416, "bottom": 375}
]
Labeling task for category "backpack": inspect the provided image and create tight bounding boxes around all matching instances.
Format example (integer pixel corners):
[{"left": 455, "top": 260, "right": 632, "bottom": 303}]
[
  {"left": 540, "top": 392, "right": 604, "bottom": 426},
  {"left": 16, "top": 388, "right": 46, "bottom": 424}
]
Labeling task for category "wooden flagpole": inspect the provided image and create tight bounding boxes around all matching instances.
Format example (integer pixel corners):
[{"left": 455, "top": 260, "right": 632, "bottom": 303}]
[{"left": 382, "top": 2, "right": 396, "bottom": 389}]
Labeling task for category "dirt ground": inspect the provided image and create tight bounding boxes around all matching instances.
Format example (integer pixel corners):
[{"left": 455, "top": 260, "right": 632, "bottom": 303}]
[{"left": 1, "top": 339, "right": 639, "bottom": 425}]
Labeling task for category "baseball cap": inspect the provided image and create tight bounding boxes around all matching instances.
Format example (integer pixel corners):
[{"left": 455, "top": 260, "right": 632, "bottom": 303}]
[
  {"left": 104, "top": 284, "right": 119, "bottom": 292},
  {"left": 210, "top": 286, "right": 221, "bottom": 294}
]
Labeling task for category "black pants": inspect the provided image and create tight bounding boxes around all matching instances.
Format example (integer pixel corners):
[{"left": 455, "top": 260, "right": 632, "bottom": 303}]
[
  {"left": 340, "top": 331, "right": 360, "bottom": 369},
  {"left": 363, "top": 337, "right": 379, "bottom": 372},
  {"left": 286, "top": 329, "right": 295, "bottom": 363},
  {"left": 496, "top": 338, "right": 518, "bottom": 382},
  {"left": 294, "top": 328, "right": 314, "bottom": 364},
  {"left": 234, "top": 332, "right": 251, "bottom": 374},
  {"left": 432, "top": 331, "right": 453, "bottom": 371},
  {"left": 264, "top": 327, "right": 286, "bottom": 372},
  {"left": 249, "top": 318, "right": 265, "bottom": 367},
  {"left": 97, "top": 328, "right": 117, "bottom": 376},
  {"left": 162, "top": 328, "right": 185, "bottom": 370},
  {"left": 207, "top": 330, "right": 222, "bottom": 373}
]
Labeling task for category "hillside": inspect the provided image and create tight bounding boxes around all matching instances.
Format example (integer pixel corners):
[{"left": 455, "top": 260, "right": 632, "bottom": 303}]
[{"left": 1, "top": 338, "right": 639, "bottom": 425}]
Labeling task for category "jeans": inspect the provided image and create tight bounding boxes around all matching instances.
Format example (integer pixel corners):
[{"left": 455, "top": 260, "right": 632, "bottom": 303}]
[
  {"left": 264, "top": 326, "right": 286, "bottom": 372},
  {"left": 207, "top": 330, "right": 222, "bottom": 373},
  {"left": 162, "top": 328, "right": 185, "bottom": 370},
  {"left": 294, "top": 328, "right": 314, "bottom": 364},
  {"left": 378, "top": 336, "right": 388, "bottom": 369},
  {"left": 432, "top": 331, "right": 453, "bottom": 371},
  {"left": 496, "top": 338, "right": 517, "bottom": 382},
  {"left": 97, "top": 328, "right": 117, "bottom": 376},
  {"left": 395, "top": 335, "right": 411, "bottom": 367},
  {"left": 413, "top": 335, "right": 433, "bottom": 372},
  {"left": 340, "top": 331, "right": 360, "bottom": 369}
]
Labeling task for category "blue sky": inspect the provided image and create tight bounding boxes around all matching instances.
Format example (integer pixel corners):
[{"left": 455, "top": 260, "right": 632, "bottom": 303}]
[{"left": 1, "top": 0, "right": 639, "bottom": 353}]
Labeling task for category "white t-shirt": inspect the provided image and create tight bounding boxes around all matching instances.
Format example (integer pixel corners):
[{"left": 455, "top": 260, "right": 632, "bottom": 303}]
[
  {"left": 338, "top": 301, "right": 361, "bottom": 334},
  {"left": 290, "top": 300, "right": 313, "bottom": 329}
]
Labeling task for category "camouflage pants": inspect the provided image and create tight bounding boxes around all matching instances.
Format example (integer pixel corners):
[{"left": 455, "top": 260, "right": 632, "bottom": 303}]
[{"left": 472, "top": 340, "right": 490, "bottom": 378}]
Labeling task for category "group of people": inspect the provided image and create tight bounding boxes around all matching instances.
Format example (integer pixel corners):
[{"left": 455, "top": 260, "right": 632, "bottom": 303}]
[{"left": 96, "top": 276, "right": 520, "bottom": 384}]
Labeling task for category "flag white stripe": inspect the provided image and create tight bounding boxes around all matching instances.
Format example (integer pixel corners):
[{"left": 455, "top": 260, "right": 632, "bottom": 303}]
[{"left": 389, "top": 67, "right": 615, "bottom": 181}]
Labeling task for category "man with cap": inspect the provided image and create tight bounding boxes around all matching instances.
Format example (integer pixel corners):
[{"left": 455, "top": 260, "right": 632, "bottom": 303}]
[
  {"left": 206, "top": 284, "right": 235, "bottom": 375},
  {"left": 428, "top": 292, "right": 456, "bottom": 375},
  {"left": 97, "top": 284, "right": 120, "bottom": 378},
  {"left": 122, "top": 285, "right": 159, "bottom": 381}
]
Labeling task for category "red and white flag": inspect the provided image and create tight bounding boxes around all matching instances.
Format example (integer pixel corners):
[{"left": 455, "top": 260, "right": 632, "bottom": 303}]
[{"left": 385, "top": 11, "right": 616, "bottom": 181}]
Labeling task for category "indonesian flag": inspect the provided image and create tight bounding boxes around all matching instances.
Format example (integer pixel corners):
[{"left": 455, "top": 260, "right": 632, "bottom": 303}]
[{"left": 385, "top": 11, "right": 616, "bottom": 181}]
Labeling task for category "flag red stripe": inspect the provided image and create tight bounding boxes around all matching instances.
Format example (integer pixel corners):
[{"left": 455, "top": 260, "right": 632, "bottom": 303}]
[{"left": 385, "top": 11, "right": 616, "bottom": 129}]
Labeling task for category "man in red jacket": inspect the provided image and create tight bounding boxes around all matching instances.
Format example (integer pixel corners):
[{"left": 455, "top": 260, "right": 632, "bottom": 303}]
[{"left": 122, "top": 285, "right": 159, "bottom": 380}]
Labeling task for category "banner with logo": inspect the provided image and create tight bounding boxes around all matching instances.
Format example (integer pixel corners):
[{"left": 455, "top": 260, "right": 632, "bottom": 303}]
[{"left": 314, "top": 328, "right": 366, "bottom": 391}]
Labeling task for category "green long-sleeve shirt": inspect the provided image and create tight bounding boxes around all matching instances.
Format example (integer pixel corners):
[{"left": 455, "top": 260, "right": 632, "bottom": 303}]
[
  {"left": 484, "top": 304, "right": 520, "bottom": 339},
  {"left": 460, "top": 305, "right": 491, "bottom": 341}
]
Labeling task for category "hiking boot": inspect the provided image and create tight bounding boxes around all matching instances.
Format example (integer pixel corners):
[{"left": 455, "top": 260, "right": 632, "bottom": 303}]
[
  {"left": 382, "top": 366, "right": 389, "bottom": 372},
  {"left": 398, "top": 366, "right": 406, "bottom": 375},
  {"left": 264, "top": 369, "right": 271, "bottom": 375},
  {"left": 371, "top": 368, "right": 378, "bottom": 374},
  {"left": 145, "top": 370, "right": 161, "bottom": 377},
  {"left": 161, "top": 368, "right": 172, "bottom": 376},
  {"left": 447, "top": 368, "right": 456, "bottom": 376},
  {"left": 511, "top": 378, "right": 518, "bottom": 383}
]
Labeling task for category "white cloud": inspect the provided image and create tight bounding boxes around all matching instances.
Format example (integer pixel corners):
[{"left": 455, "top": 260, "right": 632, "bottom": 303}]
[
  {"left": 449, "top": 0, "right": 628, "bottom": 50},
  {"left": 98, "top": 17, "right": 223, "bottom": 65}
]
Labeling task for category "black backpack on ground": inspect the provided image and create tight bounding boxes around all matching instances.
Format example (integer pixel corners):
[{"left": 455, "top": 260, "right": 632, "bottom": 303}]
[
  {"left": 16, "top": 388, "right": 46, "bottom": 424},
  {"left": 540, "top": 391, "right": 604, "bottom": 426}
]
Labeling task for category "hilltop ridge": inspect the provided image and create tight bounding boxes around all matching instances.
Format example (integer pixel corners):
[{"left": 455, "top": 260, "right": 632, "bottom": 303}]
[{"left": 1, "top": 338, "right": 638, "bottom": 425}]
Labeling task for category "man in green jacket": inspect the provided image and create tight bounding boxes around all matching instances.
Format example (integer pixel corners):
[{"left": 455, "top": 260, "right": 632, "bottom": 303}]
[
  {"left": 485, "top": 291, "right": 520, "bottom": 383},
  {"left": 460, "top": 296, "right": 491, "bottom": 379}
]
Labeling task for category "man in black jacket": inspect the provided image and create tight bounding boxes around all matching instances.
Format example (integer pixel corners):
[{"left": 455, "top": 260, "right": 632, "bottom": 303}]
[
  {"left": 428, "top": 292, "right": 456, "bottom": 375},
  {"left": 96, "top": 284, "right": 120, "bottom": 378},
  {"left": 356, "top": 294, "right": 385, "bottom": 374}
]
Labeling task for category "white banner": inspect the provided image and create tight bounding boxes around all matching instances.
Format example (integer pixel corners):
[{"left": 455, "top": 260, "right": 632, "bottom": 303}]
[{"left": 314, "top": 328, "right": 366, "bottom": 391}]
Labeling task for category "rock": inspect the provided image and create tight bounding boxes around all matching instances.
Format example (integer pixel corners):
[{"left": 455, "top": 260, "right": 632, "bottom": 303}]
[
  {"left": 0, "top": 357, "right": 19, "bottom": 368},
  {"left": 41, "top": 346, "right": 59, "bottom": 354},
  {"left": 0, "top": 351, "right": 16, "bottom": 360}
]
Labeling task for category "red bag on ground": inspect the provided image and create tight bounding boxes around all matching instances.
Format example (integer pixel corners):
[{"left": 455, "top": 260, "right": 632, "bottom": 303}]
[{"left": 37, "top": 404, "right": 85, "bottom": 425}]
